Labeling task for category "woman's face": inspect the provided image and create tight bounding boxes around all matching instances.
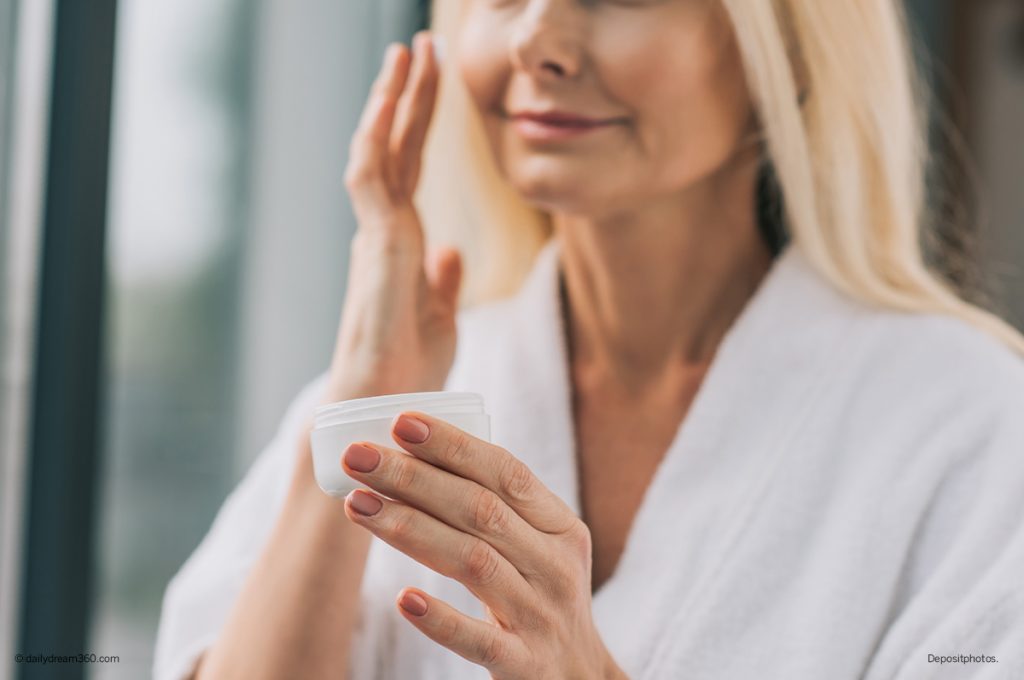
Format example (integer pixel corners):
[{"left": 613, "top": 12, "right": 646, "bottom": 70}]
[{"left": 457, "top": 0, "right": 755, "bottom": 217}]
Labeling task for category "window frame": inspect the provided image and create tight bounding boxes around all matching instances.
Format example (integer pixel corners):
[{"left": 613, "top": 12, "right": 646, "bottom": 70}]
[{"left": 15, "top": 2, "right": 119, "bottom": 678}]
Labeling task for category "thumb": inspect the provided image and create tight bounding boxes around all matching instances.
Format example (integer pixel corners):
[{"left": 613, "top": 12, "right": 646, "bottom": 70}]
[{"left": 425, "top": 245, "right": 463, "bottom": 310}]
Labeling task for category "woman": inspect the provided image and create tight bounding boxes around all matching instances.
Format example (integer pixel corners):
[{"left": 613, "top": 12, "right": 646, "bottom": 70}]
[{"left": 154, "top": 1, "right": 1024, "bottom": 678}]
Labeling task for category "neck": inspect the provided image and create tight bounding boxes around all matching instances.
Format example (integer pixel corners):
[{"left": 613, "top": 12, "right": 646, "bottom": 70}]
[{"left": 554, "top": 154, "right": 773, "bottom": 391}]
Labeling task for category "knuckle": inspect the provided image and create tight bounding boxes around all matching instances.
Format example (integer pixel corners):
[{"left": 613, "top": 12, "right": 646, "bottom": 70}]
[
  {"left": 441, "top": 431, "right": 473, "bottom": 467},
  {"left": 390, "top": 457, "right": 420, "bottom": 495},
  {"left": 387, "top": 508, "right": 414, "bottom": 541},
  {"left": 439, "top": 611, "right": 462, "bottom": 642},
  {"left": 461, "top": 540, "right": 502, "bottom": 586},
  {"left": 498, "top": 457, "right": 536, "bottom": 502},
  {"left": 468, "top": 490, "right": 508, "bottom": 536},
  {"left": 477, "top": 633, "right": 507, "bottom": 667},
  {"left": 539, "top": 524, "right": 591, "bottom": 599},
  {"left": 565, "top": 519, "right": 593, "bottom": 558}
]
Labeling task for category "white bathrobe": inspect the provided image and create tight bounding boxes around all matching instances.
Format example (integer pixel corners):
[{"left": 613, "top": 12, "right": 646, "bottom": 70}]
[{"left": 153, "top": 238, "right": 1024, "bottom": 680}]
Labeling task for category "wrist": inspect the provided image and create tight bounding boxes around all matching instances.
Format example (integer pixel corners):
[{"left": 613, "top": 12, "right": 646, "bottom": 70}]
[
  {"left": 285, "top": 420, "right": 355, "bottom": 526},
  {"left": 282, "top": 453, "right": 373, "bottom": 558}
]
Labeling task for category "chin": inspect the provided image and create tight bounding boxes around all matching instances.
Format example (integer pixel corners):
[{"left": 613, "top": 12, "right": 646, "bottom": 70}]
[
  {"left": 514, "top": 177, "right": 598, "bottom": 215},
  {"left": 505, "top": 158, "right": 607, "bottom": 215}
]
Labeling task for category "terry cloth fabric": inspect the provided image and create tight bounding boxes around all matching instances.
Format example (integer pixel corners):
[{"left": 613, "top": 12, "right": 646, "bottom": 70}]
[{"left": 154, "top": 237, "right": 1024, "bottom": 679}]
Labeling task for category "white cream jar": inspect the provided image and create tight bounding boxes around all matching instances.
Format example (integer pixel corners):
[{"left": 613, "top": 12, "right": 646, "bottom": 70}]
[{"left": 310, "top": 391, "right": 491, "bottom": 498}]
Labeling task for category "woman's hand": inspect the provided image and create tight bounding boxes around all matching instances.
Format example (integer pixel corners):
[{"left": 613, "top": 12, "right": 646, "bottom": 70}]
[
  {"left": 338, "top": 413, "right": 629, "bottom": 680},
  {"left": 328, "top": 30, "right": 461, "bottom": 402}
]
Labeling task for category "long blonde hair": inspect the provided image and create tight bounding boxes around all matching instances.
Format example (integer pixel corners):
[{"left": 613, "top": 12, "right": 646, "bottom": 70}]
[{"left": 415, "top": 0, "right": 1024, "bottom": 354}]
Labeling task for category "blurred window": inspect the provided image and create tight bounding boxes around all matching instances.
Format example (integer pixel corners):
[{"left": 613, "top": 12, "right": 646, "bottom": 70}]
[{"left": 89, "top": 1, "right": 423, "bottom": 677}]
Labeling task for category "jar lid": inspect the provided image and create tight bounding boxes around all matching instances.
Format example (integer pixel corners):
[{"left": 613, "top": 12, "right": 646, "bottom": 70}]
[{"left": 313, "top": 391, "right": 486, "bottom": 428}]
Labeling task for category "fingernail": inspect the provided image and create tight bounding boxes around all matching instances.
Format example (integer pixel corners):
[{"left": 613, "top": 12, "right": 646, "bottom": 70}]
[
  {"left": 394, "top": 414, "right": 430, "bottom": 443},
  {"left": 399, "top": 591, "right": 428, "bottom": 617},
  {"left": 343, "top": 443, "right": 380, "bottom": 473},
  {"left": 432, "top": 34, "right": 446, "bottom": 64},
  {"left": 349, "top": 490, "right": 383, "bottom": 516}
]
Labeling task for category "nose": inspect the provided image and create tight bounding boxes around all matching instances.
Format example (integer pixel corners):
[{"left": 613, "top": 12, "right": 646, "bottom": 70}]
[{"left": 509, "top": 0, "right": 583, "bottom": 81}]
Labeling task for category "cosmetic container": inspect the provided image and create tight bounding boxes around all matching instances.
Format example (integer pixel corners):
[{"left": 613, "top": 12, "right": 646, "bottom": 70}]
[{"left": 310, "top": 391, "right": 490, "bottom": 498}]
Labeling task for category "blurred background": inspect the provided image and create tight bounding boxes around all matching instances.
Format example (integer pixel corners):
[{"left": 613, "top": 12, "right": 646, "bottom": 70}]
[{"left": 0, "top": 0, "right": 1021, "bottom": 678}]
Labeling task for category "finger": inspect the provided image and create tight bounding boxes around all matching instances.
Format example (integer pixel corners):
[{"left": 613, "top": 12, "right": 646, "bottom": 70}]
[
  {"left": 390, "top": 30, "right": 441, "bottom": 195},
  {"left": 341, "top": 441, "right": 549, "bottom": 576},
  {"left": 389, "top": 412, "right": 578, "bottom": 535},
  {"left": 344, "top": 489, "right": 535, "bottom": 621},
  {"left": 425, "top": 245, "right": 462, "bottom": 311},
  {"left": 345, "top": 43, "right": 412, "bottom": 206},
  {"left": 395, "top": 587, "right": 527, "bottom": 675}
]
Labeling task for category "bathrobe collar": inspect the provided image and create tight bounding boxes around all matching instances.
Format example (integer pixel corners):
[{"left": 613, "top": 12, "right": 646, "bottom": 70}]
[{"left": 492, "top": 235, "right": 866, "bottom": 676}]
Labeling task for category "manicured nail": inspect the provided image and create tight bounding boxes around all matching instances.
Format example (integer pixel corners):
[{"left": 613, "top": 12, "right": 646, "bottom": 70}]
[
  {"left": 343, "top": 443, "right": 380, "bottom": 473},
  {"left": 399, "top": 591, "right": 428, "bottom": 616},
  {"left": 394, "top": 414, "right": 430, "bottom": 443},
  {"left": 348, "top": 490, "right": 383, "bottom": 516}
]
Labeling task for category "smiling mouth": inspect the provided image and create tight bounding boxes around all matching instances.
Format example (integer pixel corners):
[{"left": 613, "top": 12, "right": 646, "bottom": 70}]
[{"left": 503, "top": 111, "right": 625, "bottom": 143}]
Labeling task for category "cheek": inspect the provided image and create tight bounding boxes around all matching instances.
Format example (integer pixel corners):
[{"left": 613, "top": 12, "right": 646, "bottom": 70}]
[
  {"left": 456, "top": 12, "right": 507, "bottom": 119},
  {"left": 603, "top": 23, "right": 753, "bottom": 183}
]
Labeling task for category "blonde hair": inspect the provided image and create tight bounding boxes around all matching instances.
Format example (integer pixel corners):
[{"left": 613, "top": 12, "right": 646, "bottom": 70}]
[{"left": 416, "top": 0, "right": 1024, "bottom": 354}]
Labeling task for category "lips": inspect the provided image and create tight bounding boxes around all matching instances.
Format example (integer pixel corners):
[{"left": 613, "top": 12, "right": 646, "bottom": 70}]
[
  {"left": 505, "top": 109, "right": 625, "bottom": 143},
  {"left": 509, "top": 110, "right": 621, "bottom": 128}
]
